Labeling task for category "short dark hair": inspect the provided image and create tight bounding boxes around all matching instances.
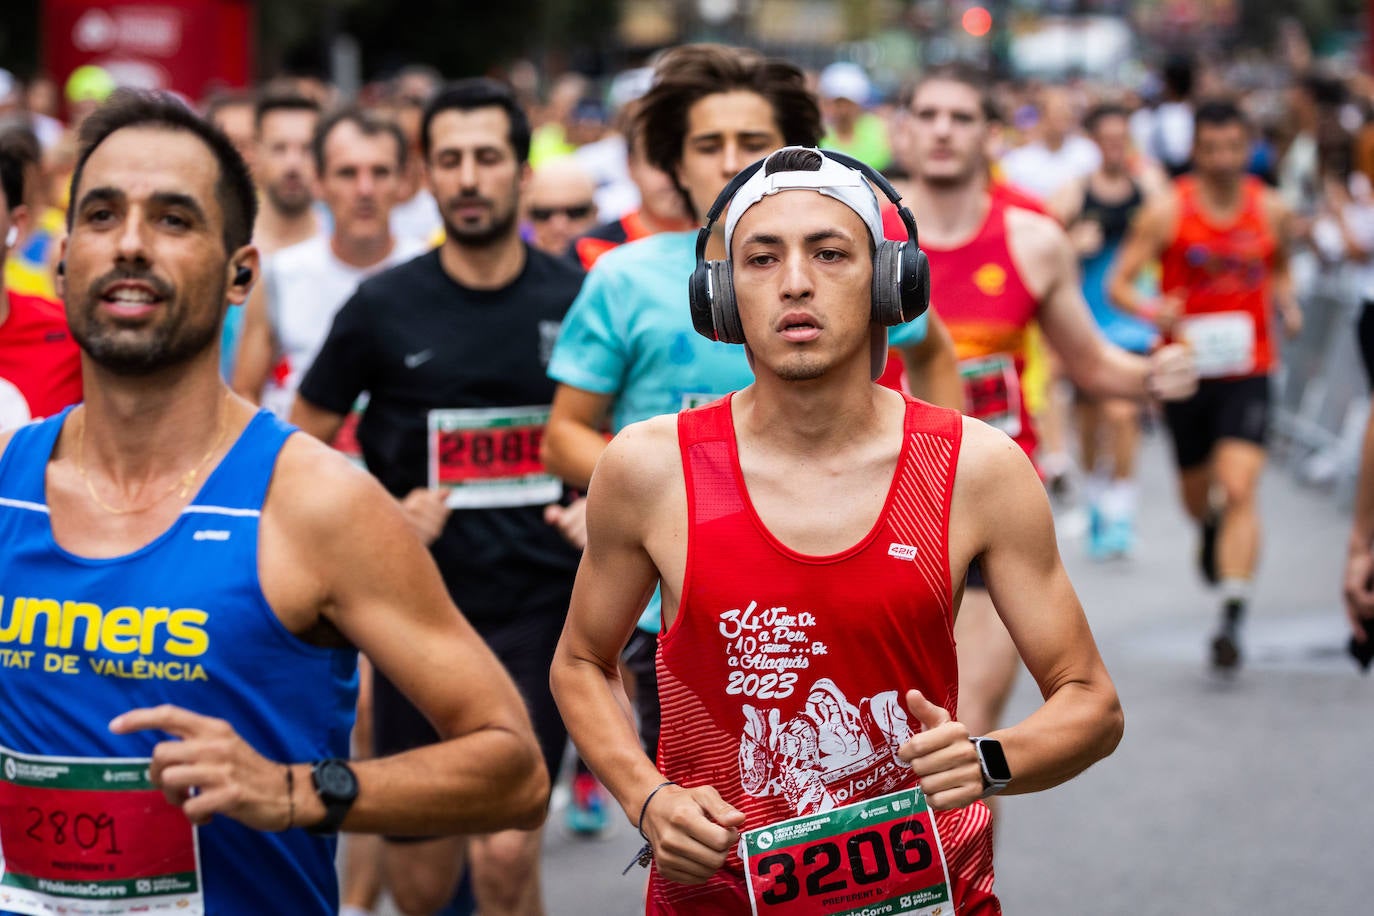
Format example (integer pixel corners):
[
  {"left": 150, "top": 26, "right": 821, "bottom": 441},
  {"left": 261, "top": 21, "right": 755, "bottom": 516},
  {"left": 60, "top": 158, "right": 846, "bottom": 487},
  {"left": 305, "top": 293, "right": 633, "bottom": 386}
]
[
  {"left": 421, "top": 78, "right": 531, "bottom": 163},
  {"left": 0, "top": 125, "right": 41, "bottom": 211},
  {"left": 764, "top": 146, "right": 823, "bottom": 175},
  {"left": 203, "top": 90, "right": 254, "bottom": 124},
  {"left": 68, "top": 88, "right": 257, "bottom": 253},
  {"left": 901, "top": 63, "right": 999, "bottom": 123},
  {"left": 635, "top": 44, "right": 821, "bottom": 216},
  {"left": 1194, "top": 98, "right": 1248, "bottom": 135},
  {"left": 312, "top": 107, "right": 408, "bottom": 175},
  {"left": 1084, "top": 103, "right": 1131, "bottom": 134},
  {"left": 254, "top": 92, "right": 321, "bottom": 135},
  {"left": 1162, "top": 56, "right": 1194, "bottom": 100}
]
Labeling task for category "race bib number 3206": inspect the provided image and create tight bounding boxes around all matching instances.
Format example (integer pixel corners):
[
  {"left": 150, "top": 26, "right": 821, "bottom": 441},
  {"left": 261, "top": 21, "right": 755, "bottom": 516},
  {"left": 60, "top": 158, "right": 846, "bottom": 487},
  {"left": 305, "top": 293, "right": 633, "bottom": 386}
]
[
  {"left": 740, "top": 788, "right": 952, "bottom": 916},
  {"left": 0, "top": 745, "right": 203, "bottom": 915},
  {"left": 427, "top": 406, "right": 561, "bottom": 509}
]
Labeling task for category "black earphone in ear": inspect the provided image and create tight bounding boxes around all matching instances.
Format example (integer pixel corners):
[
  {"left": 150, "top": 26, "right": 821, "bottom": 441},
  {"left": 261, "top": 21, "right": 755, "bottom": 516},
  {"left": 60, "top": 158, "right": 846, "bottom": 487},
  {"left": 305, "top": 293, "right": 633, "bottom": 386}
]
[
  {"left": 56, "top": 260, "right": 65, "bottom": 277},
  {"left": 688, "top": 148, "right": 930, "bottom": 346},
  {"left": 233, "top": 265, "right": 252, "bottom": 287}
]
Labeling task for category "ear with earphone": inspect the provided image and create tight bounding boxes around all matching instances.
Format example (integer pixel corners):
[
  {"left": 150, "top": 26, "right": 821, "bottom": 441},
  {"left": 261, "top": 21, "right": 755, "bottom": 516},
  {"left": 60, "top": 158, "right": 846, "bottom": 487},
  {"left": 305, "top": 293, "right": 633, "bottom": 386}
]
[
  {"left": 4, "top": 226, "right": 15, "bottom": 249},
  {"left": 687, "top": 148, "right": 931, "bottom": 348}
]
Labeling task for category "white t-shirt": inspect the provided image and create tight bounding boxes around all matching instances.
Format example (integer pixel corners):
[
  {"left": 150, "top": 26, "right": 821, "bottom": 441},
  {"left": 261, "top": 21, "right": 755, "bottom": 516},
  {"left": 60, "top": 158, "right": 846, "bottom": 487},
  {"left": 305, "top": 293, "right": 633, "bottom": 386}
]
[
  {"left": 262, "top": 234, "right": 427, "bottom": 417},
  {"left": 390, "top": 190, "right": 443, "bottom": 246},
  {"left": 999, "top": 135, "right": 1102, "bottom": 201}
]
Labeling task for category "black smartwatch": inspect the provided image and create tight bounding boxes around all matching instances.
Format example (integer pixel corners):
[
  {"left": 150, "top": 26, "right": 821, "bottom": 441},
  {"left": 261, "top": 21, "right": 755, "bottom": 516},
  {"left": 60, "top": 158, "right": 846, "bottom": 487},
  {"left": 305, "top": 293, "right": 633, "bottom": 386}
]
[
  {"left": 307, "top": 759, "right": 359, "bottom": 834},
  {"left": 970, "top": 737, "right": 1011, "bottom": 799}
]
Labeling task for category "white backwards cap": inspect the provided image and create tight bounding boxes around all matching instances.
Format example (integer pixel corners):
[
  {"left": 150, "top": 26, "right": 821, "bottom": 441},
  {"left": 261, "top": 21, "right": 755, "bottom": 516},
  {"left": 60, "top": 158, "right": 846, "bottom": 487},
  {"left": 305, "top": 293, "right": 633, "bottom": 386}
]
[{"left": 723, "top": 147, "right": 883, "bottom": 255}]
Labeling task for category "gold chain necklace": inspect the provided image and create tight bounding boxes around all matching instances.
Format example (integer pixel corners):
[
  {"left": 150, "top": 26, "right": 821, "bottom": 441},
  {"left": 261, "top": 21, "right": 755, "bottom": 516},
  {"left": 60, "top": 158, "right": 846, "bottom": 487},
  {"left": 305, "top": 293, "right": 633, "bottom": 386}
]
[{"left": 76, "top": 394, "right": 230, "bottom": 516}]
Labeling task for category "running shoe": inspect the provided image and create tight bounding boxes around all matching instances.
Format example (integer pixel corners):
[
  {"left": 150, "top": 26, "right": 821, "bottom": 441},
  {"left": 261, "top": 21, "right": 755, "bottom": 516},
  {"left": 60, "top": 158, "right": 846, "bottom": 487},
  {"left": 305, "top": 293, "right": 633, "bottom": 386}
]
[
  {"left": 1210, "top": 600, "right": 1244, "bottom": 672},
  {"left": 566, "top": 770, "right": 610, "bottom": 836}
]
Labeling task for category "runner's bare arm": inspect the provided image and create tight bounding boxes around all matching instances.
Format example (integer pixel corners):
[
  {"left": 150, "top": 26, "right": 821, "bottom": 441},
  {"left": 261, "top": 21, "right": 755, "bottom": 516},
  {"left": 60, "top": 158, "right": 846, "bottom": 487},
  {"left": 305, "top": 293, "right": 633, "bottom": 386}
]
[
  {"left": 541, "top": 383, "right": 615, "bottom": 491},
  {"left": 1263, "top": 188, "right": 1303, "bottom": 337},
  {"left": 550, "top": 418, "right": 745, "bottom": 883},
  {"left": 261, "top": 434, "right": 549, "bottom": 834},
  {"left": 1107, "top": 192, "right": 1176, "bottom": 321},
  {"left": 288, "top": 395, "right": 347, "bottom": 444},
  {"left": 229, "top": 277, "right": 275, "bottom": 405},
  {"left": 1019, "top": 210, "right": 1191, "bottom": 400},
  {"left": 897, "top": 309, "right": 966, "bottom": 410},
  {"left": 952, "top": 418, "right": 1124, "bottom": 793}
]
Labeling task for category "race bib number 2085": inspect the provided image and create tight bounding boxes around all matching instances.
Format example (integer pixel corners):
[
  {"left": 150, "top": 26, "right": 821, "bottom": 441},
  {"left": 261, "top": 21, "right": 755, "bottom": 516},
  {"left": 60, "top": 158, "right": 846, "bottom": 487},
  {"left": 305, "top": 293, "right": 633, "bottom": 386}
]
[{"left": 740, "top": 788, "right": 952, "bottom": 916}]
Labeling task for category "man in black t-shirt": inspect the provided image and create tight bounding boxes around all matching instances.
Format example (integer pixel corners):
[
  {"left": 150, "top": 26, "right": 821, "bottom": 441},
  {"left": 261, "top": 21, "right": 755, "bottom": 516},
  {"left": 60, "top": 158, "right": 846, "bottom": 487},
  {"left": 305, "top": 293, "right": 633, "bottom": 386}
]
[{"left": 293, "top": 79, "right": 581, "bottom": 916}]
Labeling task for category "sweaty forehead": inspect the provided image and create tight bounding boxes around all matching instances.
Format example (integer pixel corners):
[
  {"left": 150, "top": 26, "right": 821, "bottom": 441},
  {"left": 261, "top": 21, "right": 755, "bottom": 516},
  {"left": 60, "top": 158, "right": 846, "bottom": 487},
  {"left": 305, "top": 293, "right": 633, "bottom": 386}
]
[{"left": 77, "top": 126, "right": 221, "bottom": 211}]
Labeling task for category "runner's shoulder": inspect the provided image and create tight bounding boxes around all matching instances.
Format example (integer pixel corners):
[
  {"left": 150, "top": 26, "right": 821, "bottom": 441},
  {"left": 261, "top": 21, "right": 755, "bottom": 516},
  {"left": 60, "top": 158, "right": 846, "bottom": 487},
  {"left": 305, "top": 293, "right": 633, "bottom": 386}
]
[
  {"left": 1005, "top": 205, "right": 1073, "bottom": 264},
  {"left": 265, "top": 430, "right": 410, "bottom": 549},
  {"left": 955, "top": 416, "right": 1038, "bottom": 499},
  {"left": 589, "top": 414, "right": 681, "bottom": 505}
]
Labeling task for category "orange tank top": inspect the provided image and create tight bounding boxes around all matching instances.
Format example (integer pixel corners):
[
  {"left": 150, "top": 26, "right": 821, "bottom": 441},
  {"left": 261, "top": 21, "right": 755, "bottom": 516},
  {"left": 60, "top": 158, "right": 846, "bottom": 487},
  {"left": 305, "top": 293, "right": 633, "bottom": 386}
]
[
  {"left": 1160, "top": 175, "right": 1278, "bottom": 378},
  {"left": 923, "top": 197, "right": 1040, "bottom": 458}
]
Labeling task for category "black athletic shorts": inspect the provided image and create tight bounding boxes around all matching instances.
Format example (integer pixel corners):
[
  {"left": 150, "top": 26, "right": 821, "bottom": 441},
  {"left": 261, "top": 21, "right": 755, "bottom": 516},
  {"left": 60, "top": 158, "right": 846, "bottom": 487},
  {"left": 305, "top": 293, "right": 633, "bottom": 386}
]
[
  {"left": 965, "top": 557, "right": 986, "bottom": 591},
  {"left": 1162, "top": 375, "right": 1271, "bottom": 470},
  {"left": 1359, "top": 300, "right": 1374, "bottom": 388},
  {"left": 372, "top": 603, "right": 569, "bottom": 842}
]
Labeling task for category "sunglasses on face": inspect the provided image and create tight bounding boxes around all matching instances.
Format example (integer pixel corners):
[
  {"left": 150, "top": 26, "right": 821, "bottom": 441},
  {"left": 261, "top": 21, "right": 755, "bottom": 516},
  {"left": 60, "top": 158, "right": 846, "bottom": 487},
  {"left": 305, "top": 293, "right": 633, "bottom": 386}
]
[{"left": 529, "top": 203, "right": 595, "bottom": 221}]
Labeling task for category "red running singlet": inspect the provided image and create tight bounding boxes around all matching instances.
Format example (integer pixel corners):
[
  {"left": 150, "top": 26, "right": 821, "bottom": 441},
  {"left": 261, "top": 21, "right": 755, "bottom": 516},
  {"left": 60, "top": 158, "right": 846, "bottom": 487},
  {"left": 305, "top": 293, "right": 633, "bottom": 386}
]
[
  {"left": 1160, "top": 175, "right": 1278, "bottom": 378},
  {"left": 649, "top": 393, "right": 998, "bottom": 915}
]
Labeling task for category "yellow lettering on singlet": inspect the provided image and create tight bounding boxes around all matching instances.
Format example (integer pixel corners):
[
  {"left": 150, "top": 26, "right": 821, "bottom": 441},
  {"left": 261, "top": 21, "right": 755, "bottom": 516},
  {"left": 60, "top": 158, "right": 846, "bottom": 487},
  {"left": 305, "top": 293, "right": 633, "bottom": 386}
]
[
  {"left": 139, "top": 607, "right": 171, "bottom": 654},
  {"left": 100, "top": 606, "right": 142, "bottom": 654},
  {"left": 61, "top": 601, "right": 104, "bottom": 652},
  {"left": 20, "top": 598, "right": 60, "bottom": 647},
  {"left": 165, "top": 610, "right": 209, "bottom": 657},
  {"left": 0, "top": 597, "right": 23, "bottom": 642}
]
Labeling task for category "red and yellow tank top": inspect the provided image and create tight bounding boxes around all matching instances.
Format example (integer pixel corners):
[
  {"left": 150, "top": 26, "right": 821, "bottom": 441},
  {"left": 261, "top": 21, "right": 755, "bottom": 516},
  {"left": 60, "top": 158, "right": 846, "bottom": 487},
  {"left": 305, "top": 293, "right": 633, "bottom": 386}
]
[
  {"left": 923, "top": 197, "right": 1040, "bottom": 458},
  {"left": 650, "top": 393, "right": 998, "bottom": 914},
  {"left": 1161, "top": 175, "right": 1278, "bottom": 378}
]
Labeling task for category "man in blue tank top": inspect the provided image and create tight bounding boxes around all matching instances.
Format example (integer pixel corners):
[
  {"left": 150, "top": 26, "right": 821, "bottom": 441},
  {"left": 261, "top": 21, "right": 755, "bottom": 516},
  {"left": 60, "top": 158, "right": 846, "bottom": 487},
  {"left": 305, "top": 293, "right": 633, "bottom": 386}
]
[{"left": 0, "top": 90, "right": 549, "bottom": 916}]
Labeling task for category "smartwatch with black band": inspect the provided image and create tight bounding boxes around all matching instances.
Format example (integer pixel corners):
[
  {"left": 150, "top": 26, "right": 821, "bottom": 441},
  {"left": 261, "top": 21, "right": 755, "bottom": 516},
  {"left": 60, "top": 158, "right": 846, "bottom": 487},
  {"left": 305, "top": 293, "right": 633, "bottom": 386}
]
[
  {"left": 970, "top": 737, "right": 1012, "bottom": 799},
  {"left": 307, "top": 759, "right": 359, "bottom": 834}
]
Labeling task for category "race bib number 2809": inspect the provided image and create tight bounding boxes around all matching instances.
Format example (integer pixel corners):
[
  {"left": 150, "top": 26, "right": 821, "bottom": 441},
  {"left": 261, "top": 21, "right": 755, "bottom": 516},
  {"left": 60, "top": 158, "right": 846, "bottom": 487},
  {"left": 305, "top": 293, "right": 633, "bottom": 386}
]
[{"left": 740, "top": 788, "right": 952, "bottom": 916}]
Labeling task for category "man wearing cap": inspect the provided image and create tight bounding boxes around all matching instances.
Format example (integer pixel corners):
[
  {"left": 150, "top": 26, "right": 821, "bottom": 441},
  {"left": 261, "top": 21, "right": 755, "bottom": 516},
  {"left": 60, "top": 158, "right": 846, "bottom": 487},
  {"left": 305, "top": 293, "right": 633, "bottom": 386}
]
[
  {"left": 818, "top": 62, "right": 892, "bottom": 172},
  {"left": 551, "top": 146, "right": 1123, "bottom": 914}
]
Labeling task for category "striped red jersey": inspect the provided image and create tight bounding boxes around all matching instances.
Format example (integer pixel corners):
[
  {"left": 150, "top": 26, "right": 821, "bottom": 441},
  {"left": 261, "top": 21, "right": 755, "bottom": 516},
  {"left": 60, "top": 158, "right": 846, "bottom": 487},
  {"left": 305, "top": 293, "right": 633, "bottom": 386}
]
[{"left": 649, "top": 393, "right": 999, "bottom": 914}]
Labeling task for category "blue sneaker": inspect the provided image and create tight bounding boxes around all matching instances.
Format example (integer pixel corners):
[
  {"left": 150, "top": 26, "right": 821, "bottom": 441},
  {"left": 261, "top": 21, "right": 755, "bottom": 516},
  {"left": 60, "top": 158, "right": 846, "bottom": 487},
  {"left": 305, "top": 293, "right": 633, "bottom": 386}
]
[{"left": 566, "top": 771, "right": 609, "bottom": 837}]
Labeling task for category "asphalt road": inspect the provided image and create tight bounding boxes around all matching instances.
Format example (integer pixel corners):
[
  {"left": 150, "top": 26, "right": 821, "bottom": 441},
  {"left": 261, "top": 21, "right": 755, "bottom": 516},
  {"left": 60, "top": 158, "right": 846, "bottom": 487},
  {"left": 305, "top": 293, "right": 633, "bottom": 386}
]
[{"left": 384, "top": 425, "right": 1371, "bottom": 914}]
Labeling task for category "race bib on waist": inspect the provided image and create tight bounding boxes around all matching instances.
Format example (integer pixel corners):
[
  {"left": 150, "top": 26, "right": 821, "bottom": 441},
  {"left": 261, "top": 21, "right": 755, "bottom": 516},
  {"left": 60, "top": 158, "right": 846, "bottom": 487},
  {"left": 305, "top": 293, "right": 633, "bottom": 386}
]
[
  {"left": 740, "top": 788, "right": 952, "bottom": 916},
  {"left": 958, "top": 353, "right": 1022, "bottom": 437},
  {"left": 1177, "top": 312, "right": 1256, "bottom": 378},
  {"left": 0, "top": 745, "right": 203, "bottom": 915},
  {"left": 427, "top": 406, "right": 561, "bottom": 509}
]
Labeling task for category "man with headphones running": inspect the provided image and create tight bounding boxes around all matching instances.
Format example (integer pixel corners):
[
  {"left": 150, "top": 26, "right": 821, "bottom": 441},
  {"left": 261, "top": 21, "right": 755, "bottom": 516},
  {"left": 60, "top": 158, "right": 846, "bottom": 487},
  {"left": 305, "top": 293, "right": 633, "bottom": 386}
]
[
  {"left": 551, "top": 146, "right": 1124, "bottom": 914},
  {"left": 541, "top": 45, "right": 962, "bottom": 772}
]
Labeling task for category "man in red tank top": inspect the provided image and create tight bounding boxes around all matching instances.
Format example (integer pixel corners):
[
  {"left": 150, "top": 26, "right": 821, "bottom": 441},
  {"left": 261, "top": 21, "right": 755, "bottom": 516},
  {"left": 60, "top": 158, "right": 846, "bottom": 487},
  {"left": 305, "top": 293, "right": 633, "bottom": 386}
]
[
  {"left": 1110, "top": 99, "right": 1300, "bottom": 672},
  {"left": 0, "top": 142, "right": 82, "bottom": 430},
  {"left": 551, "top": 146, "right": 1124, "bottom": 914},
  {"left": 887, "top": 64, "right": 1196, "bottom": 748}
]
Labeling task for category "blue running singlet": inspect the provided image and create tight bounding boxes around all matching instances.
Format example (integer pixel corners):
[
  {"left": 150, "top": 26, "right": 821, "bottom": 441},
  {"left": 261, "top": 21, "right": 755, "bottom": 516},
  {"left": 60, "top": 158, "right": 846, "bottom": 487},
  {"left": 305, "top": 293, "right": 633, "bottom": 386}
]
[{"left": 0, "top": 408, "right": 358, "bottom": 915}]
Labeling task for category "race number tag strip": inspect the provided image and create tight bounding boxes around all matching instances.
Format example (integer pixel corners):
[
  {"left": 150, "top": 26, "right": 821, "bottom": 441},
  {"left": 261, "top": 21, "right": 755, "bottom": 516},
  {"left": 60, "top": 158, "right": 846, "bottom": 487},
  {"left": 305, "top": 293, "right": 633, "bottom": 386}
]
[
  {"left": 427, "top": 406, "right": 561, "bottom": 509},
  {"left": 1178, "top": 312, "right": 1256, "bottom": 379},
  {"left": 958, "top": 353, "right": 1022, "bottom": 438},
  {"left": 0, "top": 745, "right": 203, "bottom": 915},
  {"left": 741, "top": 788, "right": 952, "bottom": 916}
]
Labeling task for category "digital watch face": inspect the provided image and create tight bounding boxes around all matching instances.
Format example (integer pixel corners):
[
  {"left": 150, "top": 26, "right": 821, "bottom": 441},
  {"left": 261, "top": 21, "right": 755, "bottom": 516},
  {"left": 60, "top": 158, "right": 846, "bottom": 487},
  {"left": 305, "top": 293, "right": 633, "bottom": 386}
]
[{"left": 979, "top": 739, "right": 1011, "bottom": 782}]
